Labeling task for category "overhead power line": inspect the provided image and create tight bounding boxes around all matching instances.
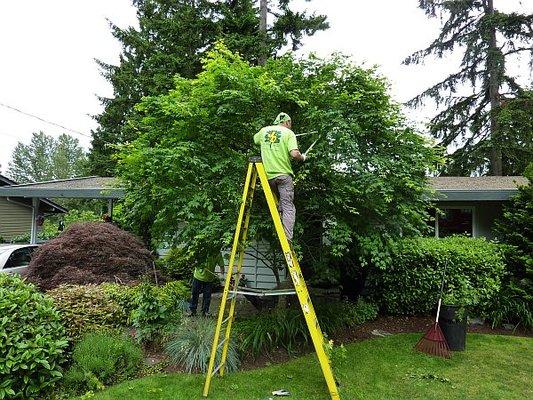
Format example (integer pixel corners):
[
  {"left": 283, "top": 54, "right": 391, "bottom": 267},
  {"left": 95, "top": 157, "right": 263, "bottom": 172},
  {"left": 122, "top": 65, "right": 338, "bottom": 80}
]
[{"left": 0, "top": 101, "right": 91, "bottom": 138}]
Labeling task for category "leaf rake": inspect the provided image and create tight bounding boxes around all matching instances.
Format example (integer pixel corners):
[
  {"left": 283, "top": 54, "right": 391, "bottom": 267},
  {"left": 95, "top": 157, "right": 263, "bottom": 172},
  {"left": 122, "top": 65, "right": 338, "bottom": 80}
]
[{"left": 414, "top": 261, "right": 451, "bottom": 359}]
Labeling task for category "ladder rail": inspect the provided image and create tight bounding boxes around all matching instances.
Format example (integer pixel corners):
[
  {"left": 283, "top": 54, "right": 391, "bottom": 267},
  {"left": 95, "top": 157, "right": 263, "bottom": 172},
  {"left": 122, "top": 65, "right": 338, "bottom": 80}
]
[
  {"left": 202, "top": 163, "right": 254, "bottom": 397},
  {"left": 255, "top": 161, "right": 340, "bottom": 400},
  {"left": 219, "top": 168, "right": 258, "bottom": 376},
  {"left": 203, "top": 160, "right": 341, "bottom": 400}
]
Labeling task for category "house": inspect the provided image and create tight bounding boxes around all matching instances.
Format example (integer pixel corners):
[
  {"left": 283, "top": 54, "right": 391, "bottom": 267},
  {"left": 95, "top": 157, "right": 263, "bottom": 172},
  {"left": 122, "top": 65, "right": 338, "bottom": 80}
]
[
  {"left": 0, "top": 174, "right": 67, "bottom": 242},
  {"left": 0, "top": 176, "right": 124, "bottom": 243},
  {"left": 237, "top": 175, "right": 529, "bottom": 288},
  {"left": 429, "top": 176, "right": 527, "bottom": 239}
]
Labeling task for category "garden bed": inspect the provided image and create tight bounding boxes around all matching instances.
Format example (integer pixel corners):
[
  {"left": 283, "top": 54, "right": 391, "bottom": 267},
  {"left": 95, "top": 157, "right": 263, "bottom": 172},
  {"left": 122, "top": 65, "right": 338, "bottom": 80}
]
[
  {"left": 78, "top": 333, "right": 533, "bottom": 400},
  {"left": 154, "top": 315, "right": 532, "bottom": 372}
]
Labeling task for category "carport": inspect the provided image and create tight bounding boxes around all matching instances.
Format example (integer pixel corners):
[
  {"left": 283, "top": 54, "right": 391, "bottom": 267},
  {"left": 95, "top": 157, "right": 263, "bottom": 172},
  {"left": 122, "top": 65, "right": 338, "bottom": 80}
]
[{"left": 0, "top": 177, "right": 124, "bottom": 244}]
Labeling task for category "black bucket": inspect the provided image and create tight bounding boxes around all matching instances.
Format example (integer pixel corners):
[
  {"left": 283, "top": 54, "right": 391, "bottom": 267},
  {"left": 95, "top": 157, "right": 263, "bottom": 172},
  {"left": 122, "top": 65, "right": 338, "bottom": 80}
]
[{"left": 439, "top": 304, "right": 467, "bottom": 351}]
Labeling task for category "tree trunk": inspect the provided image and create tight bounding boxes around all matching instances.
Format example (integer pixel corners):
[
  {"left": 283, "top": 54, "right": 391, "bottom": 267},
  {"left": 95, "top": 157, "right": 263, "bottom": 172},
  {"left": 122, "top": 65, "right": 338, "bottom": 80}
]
[
  {"left": 258, "top": 0, "right": 268, "bottom": 65},
  {"left": 486, "top": 0, "right": 503, "bottom": 175}
]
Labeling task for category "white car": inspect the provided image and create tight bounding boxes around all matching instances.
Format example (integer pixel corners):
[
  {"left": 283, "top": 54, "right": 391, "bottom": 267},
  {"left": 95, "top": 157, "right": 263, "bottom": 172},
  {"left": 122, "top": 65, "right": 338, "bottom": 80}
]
[{"left": 0, "top": 244, "right": 39, "bottom": 274}]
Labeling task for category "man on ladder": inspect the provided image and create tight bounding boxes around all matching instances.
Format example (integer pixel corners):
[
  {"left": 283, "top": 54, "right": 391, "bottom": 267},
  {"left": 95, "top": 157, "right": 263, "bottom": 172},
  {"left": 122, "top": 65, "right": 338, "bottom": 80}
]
[
  {"left": 254, "top": 112, "right": 306, "bottom": 240},
  {"left": 203, "top": 113, "right": 340, "bottom": 400}
]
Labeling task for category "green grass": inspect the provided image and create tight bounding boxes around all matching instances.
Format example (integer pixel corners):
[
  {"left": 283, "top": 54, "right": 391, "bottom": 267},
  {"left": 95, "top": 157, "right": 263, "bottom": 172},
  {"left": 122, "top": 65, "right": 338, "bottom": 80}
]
[{"left": 82, "top": 334, "right": 532, "bottom": 400}]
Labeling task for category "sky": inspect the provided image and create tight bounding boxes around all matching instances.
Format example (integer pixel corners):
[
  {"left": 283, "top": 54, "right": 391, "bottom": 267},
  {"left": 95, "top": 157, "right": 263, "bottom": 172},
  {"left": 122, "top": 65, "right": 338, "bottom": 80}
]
[{"left": 0, "top": 0, "right": 531, "bottom": 175}]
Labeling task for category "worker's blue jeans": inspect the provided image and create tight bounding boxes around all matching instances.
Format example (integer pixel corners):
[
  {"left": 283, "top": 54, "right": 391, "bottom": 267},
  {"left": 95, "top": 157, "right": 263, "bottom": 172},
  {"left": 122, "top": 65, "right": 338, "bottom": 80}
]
[{"left": 190, "top": 277, "right": 212, "bottom": 315}]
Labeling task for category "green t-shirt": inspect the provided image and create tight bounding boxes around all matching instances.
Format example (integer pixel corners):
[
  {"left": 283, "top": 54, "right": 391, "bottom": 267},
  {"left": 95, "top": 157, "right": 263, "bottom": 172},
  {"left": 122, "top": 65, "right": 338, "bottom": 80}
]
[
  {"left": 253, "top": 125, "right": 298, "bottom": 180},
  {"left": 193, "top": 252, "right": 224, "bottom": 283}
]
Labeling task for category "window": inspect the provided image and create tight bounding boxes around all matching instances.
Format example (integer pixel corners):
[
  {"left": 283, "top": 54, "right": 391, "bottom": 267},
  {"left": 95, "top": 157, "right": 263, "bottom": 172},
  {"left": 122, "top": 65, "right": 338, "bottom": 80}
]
[
  {"left": 436, "top": 207, "right": 474, "bottom": 237},
  {"left": 4, "top": 247, "right": 37, "bottom": 269}
]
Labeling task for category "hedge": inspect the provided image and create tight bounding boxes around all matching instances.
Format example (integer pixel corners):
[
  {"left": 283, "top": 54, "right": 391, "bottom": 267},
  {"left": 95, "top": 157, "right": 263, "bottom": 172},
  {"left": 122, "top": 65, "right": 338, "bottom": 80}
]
[{"left": 368, "top": 236, "right": 506, "bottom": 315}]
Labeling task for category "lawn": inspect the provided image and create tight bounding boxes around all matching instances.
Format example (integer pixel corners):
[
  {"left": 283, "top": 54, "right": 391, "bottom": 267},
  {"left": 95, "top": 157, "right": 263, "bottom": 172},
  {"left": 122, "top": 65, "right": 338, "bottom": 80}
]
[{"left": 84, "top": 333, "right": 532, "bottom": 400}]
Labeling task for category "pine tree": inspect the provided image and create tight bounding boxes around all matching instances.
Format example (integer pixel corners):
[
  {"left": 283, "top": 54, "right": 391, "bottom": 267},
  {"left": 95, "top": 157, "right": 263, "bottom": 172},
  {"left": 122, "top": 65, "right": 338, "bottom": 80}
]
[
  {"left": 405, "top": 0, "right": 533, "bottom": 176},
  {"left": 89, "top": 0, "right": 328, "bottom": 175}
]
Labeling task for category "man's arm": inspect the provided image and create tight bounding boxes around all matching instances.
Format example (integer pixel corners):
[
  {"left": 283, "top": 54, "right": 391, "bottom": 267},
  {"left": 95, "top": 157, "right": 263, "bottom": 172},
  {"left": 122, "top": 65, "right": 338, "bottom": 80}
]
[
  {"left": 287, "top": 131, "right": 305, "bottom": 161},
  {"left": 290, "top": 149, "right": 306, "bottom": 162}
]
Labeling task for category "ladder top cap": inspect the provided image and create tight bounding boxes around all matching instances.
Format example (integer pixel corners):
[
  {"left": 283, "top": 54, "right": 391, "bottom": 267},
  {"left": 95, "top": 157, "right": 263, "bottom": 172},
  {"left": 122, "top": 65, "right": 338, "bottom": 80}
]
[{"left": 249, "top": 156, "right": 262, "bottom": 163}]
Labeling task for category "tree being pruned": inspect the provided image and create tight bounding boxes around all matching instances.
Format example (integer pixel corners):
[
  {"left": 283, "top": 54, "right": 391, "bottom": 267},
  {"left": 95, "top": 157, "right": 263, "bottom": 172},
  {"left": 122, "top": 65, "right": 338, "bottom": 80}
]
[
  {"left": 117, "top": 45, "right": 442, "bottom": 289},
  {"left": 405, "top": 0, "right": 533, "bottom": 176}
]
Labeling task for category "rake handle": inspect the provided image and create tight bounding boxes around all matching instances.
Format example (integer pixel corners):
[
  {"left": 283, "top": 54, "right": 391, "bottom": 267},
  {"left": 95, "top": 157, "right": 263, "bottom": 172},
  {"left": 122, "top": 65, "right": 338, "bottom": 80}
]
[{"left": 435, "top": 260, "right": 448, "bottom": 324}]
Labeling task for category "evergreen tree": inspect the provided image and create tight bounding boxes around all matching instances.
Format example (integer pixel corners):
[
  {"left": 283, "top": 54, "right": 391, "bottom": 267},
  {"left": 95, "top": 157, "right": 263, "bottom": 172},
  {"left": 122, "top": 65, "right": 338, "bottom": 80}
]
[
  {"left": 8, "top": 132, "right": 87, "bottom": 183},
  {"left": 90, "top": 0, "right": 328, "bottom": 175},
  {"left": 405, "top": 0, "right": 533, "bottom": 176}
]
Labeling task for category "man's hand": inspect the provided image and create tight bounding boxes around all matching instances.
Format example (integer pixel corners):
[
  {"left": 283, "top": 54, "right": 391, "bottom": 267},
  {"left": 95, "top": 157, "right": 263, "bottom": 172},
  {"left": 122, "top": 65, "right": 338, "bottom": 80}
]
[{"left": 290, "top": 149, "right": 306, "bottom": 162}]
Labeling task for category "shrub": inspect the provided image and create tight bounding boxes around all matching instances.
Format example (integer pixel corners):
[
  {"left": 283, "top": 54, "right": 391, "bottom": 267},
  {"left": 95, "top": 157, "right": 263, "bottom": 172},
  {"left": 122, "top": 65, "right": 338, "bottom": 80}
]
[
  {"left": 26, "top": 222, "right": 154, "bottom": 290},
  {"left": 316, "top": 299, "right": 379, "bottom": 329},
  {"left": 156, "top": 247, "right": 194, "bottom": 281},
  {"left": 0, "top": 274, "right": 68, "bottom": 399},
  {"left": 368, "top": 236, "right": 506, "bottom": 315},
  {"left": 9, "top": 233, "right": 30, "bottom": 244},
  {"left": 486, "top": 283, "right": 533, "bottom": 330},
  {"left": 234, "top": 308, "right": 306, "bottom": 355},
  {"left": 234, "top": 299, "right": 378, "bottom": 355},
  {"left": 47, "top": 281, "right": 190, "bottom": 341},
  {"left": 47, "top": 285, "right": 129, "bottom": 340},
  {"left": 103, "top": 280, "right": 190, "bottom": 317},
  {"left": 131, "top": 283, "right": 185, "bottom": 343},
  {"left": 165, "top": 318, "right": 240, "bottom": 373},
  {"left": 64, "top": 332, "right": 143, "bottom": 393},
  {"left": 491, "top": 168, "right": 532, "bottom": 329}
]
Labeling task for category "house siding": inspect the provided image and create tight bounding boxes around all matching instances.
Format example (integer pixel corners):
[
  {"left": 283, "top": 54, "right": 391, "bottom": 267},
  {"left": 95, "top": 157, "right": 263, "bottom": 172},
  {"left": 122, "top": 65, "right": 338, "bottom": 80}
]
[
  {"left": 222, "top": 241, "right": 284, "bottom": 289},
  {"left": 0, "top": 198, "right": 32, "bottom": 240}
]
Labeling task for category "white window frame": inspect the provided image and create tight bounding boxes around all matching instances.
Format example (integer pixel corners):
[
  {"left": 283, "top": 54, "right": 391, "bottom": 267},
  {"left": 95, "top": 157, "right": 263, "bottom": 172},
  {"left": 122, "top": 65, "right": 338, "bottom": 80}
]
[{"left": 434, "top": 206, "right": 476, "bottom": 238}]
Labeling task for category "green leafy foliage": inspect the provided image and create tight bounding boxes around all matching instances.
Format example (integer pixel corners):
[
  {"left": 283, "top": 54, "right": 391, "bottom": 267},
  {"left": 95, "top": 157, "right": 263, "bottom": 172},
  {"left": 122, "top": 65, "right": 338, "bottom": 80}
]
[
  {"left": 165, "top": 317, "right": 240, "bottom": 373},
  {"left": 8, "top": 132, "right": 87, "bottom": 183},
  {"left": 490, "top": 168, "right": 533, "bottom": 329},
  {"left": 368, "top": 236, "right": 506, "bottom": 315},
  {"left": 0, "top": 274, "right": 68, "bottom": 400},
  {"left": 234, "top": 299, "right": 378, "bottom": 355},
  {"left": 47, "top": 281, "right": 190, "bottom": 342},
  {"left": 130, "top": 283, "right": 186, "bottom": 343},
  {"left": 117, "top": 45, "right": 441, "bottom": 285},
  {"left": 64, "top": 333, "right": 143, "bottom": 394},
  {"left": 47, "top": 285, "right": 129, "bottom": 341},
  {"left": 156, "top": 247, "right": 194, "bottom": 281}
]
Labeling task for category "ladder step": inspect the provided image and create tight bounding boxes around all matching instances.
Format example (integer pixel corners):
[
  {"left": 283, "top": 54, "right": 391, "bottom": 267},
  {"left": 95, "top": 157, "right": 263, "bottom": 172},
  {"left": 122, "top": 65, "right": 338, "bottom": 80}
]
[
  {"left": 216, "top": 338, "right": 227, "bottom": 351},
  {"left": 211, "top": 363, "right": 224, "bottom": 377},
  {"left": 222, "top": 315, "right": 232, "bottom": 326}
]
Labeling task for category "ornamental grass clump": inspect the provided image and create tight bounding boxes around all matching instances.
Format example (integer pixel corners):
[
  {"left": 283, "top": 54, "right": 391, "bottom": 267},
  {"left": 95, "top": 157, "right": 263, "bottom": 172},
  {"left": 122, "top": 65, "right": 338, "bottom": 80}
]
[
  {"left": 165, "top": 318, "right": 240, "bottom": 373},
  {"left": 0, "top": 274, "right": 68, "bottom": 399}
]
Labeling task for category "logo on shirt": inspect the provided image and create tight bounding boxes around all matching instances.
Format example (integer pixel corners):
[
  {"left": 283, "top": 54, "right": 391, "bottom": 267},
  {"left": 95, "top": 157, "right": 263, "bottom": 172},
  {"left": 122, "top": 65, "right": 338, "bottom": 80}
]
[{"left": 265, "top": 130, "right": 281, "bottom": 146}]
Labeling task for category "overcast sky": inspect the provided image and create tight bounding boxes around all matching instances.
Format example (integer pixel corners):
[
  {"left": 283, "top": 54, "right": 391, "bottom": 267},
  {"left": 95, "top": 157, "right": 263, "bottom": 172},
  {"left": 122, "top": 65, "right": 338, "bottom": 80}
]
[{"left": 0, "top": 0, "right": 531, "bottom": 175}]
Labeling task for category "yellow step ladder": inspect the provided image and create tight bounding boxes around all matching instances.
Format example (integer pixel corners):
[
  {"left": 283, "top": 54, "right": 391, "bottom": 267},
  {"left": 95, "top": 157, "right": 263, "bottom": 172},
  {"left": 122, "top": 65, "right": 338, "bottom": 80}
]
[{"left": 203, "top": 157, "right": 340, "bottom": 400}]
